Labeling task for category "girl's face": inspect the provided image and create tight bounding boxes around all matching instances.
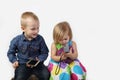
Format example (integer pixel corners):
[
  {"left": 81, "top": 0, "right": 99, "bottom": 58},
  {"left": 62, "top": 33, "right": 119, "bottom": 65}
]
[
  {"left": 22, "top": 17, "right": 39, "bottom": 40},
  {"left": 59, "top": 34, "right": 70, "bottom": 45}
]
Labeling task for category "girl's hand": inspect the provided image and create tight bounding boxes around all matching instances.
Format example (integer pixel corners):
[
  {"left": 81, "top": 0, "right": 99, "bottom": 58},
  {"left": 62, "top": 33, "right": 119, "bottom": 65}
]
[
  {"left": 60, "top": 52, "right": 67, "bottom": 60},
  {"left": 64, "top": 48, "right": 72, "bottom": 57},
  {"left": 61, "top": 54, "right": 67, "bottom": 60},
  {"left": 12, "top": 61, "right": 19, "bottom": 69}
]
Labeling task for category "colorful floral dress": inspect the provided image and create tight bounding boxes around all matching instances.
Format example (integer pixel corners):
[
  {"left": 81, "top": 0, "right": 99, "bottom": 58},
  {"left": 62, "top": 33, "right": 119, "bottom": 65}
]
[{"left": 48, "top": 41, "right": 86, "bottom": 80}]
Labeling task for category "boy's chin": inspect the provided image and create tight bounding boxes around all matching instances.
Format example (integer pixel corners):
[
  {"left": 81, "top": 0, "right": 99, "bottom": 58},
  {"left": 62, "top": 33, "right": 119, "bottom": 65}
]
[
  {"left": 32, "top": 36, "right": 37, "bottom": 38},
  {"left": 32, "top": 34, "right": 38, "bottom": 38}
]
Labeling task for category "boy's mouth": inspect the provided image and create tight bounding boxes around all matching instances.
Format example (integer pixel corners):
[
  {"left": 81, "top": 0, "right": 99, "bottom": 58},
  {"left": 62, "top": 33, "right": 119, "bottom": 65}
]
[{"left": 32, "top": 34, "right": 37, "bottom": 37}]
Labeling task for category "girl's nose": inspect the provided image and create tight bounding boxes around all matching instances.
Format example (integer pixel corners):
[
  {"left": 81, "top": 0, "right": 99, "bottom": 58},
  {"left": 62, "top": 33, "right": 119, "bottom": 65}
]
[{"left": 63, "top": 40, "right": 67, "bottom": 44}]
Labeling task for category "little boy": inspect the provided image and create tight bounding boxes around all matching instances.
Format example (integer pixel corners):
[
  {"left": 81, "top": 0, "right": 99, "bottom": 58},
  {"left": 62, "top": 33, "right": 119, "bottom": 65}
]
[{"left": 7, "top": 11, "right": 50, "bottom": 80}]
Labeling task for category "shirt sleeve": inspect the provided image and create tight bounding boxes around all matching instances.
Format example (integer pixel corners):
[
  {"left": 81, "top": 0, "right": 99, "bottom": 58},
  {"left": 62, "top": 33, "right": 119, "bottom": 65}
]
[
  {"left": 38, "top": 36, "right": 49, "bottom": 62},
  {"left": 7, "top": 38, "right": 18, "bottom": 63}
]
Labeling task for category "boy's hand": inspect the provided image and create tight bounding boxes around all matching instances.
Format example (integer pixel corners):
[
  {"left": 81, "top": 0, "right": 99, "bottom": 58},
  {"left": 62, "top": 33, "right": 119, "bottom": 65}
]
[
  {"left": 26, "top": 63, "right": 32, "bottom": 68},
  {"left": 12, "top": 61, "right": 19, "bottom": 69},
  {"left": 26, "top": 57, "right": 40, "bottom": 68},
  {"left": 36, "top": 57, "right": 39, "bottom": 61}
]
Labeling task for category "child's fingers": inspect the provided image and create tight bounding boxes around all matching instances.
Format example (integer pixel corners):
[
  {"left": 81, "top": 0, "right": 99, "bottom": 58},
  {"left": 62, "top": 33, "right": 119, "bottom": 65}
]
[
  {"left": 13, "top": 64, "right": 17, "bottom": 69},
  {"left": 36, "top": 57, "right": 39, "bottom": 61},
  {"left": 61, "top": 55, "right": 67, "bottom": 60},
  {"left": 61, "top": 52, "right": 64, "bottom": 55},
  {"left": 26, "top": 64, "right": 31, "bottom": 67},
  {"left": 70, "top": 48, "right": 72, "bottom": 53},
  {"left": 13, "top": 61, "right": 19, "bottom": 68},
  {"left": 12, "top": 64, "right": 16, "bottom": 69}
]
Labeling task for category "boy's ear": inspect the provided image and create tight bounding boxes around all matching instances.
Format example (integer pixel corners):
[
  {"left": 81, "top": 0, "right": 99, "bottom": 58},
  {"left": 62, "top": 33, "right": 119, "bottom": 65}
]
[{"left": 21, "top": 26, "right": 25, "bottom": 31}]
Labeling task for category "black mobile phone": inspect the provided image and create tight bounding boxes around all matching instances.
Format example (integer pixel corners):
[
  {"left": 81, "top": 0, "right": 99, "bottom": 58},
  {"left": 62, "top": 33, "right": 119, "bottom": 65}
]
[
  {"left": 27, "top": 59, "right": 40, "bottom": 67},
  {"left": 63, "top": 43, "right": 69, "bottom": 53}
]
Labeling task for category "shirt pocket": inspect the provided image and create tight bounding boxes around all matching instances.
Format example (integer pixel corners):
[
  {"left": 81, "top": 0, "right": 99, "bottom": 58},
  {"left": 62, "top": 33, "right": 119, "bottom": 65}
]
[
  {"left": 18, "top": 45, "right": 27, "bottom": 54},
  {"left": 30, "top": 45, "right": 39, "bottom": 53}
]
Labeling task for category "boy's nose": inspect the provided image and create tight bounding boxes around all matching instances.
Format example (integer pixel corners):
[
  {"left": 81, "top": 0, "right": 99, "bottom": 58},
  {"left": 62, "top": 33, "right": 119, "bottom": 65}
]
[{"left": 35, "top": 30, "right": 39, "bottom": 33}]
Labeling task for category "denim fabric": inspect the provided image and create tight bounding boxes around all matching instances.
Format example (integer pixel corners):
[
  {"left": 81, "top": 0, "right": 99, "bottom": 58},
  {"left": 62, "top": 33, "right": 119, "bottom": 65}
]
[
  {"left": 14, "top": 63, "right": 50, "bottom": 80},
  {"left": 7, "top": 33, "right": 49, "bottom": 63}
]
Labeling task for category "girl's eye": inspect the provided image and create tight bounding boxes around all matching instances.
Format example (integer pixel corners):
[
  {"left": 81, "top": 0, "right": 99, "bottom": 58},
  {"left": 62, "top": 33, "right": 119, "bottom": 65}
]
[
  {"left": 59, "top": 39, "right": 62, "bottom": 41},
  {"left": 64, "top": 38, "right": 67, "bottom": 40},
  {"left": 31, "top": 28, "right": 36, "bottom": 30}
]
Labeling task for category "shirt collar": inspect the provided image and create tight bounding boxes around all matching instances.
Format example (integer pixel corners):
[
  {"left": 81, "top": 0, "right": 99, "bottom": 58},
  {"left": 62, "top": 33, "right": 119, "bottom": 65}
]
[
  {"left": 21, "top": 32, "right": 26, "bottom": 41},
  {"left": 21, "top": 32, "right": 38, "bottom": 41}
]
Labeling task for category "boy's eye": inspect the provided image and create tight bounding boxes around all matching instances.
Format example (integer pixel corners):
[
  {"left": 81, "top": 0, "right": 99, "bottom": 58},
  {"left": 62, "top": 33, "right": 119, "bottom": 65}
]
[{"left": 30, "top": 27, "right": 39, "bottom": 30}]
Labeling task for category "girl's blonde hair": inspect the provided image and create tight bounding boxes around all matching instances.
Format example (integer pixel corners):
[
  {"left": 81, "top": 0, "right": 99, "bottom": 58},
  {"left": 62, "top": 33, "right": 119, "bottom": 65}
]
[
  {"left": 21, "top": 11, "right": 39, "bottom": 27},
  {"left": 53, "top": 21, "right": 73, "bottom": 44}
]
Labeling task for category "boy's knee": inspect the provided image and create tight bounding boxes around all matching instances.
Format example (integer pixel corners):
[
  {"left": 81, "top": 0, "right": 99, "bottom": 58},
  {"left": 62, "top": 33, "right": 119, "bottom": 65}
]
[
  {"left": 15, "top": 76, "right": 25, "bottom": 80},
  {"left": 12, "top": 75, "right": 39, "bottom": 80},
  {"left": 11, "top": 77, "right": 14, "bottom": 80},
  {"left": 38, "top": 70, "right": 50, "bottom": 80},
  {"left": 42, "top": 66, "right": 50, "bottom": 79},
  {"left": 45, "top": 71, "right": 50, "bottom": 79},
  {"left": 28, "top": 75, "right": 39, "bottom": 80},
  {"left": 14, "top": 74, "right": 29, "bottom": 80}
]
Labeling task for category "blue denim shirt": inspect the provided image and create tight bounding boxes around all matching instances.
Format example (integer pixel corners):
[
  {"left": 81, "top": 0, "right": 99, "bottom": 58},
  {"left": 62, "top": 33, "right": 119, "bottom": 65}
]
[{"left": 7, "top": 33, "right": 49, "bottom": 64}]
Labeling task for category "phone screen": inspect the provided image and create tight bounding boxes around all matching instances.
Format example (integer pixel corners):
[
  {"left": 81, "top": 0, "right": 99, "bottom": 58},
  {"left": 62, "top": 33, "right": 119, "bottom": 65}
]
[
  {"left": 27, "top": 59, "right": 40, "bottom": 67},
  {"left": 28, "top": 60, "right": 38, "bottom": 65},
  {"left": 63, "top": 43, "right": 69, "bottom": 53}
]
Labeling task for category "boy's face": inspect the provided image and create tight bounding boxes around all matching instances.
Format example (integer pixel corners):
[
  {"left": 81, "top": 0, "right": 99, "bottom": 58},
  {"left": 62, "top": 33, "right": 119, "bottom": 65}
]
[{"left": 21, "top": 17, "right": 39, "bottom": 40}]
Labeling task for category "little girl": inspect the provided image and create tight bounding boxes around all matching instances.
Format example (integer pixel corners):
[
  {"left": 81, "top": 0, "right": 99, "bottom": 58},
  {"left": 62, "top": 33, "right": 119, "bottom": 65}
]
[{"left": 48, "top": 21, "right": 86, "bottom": 80}]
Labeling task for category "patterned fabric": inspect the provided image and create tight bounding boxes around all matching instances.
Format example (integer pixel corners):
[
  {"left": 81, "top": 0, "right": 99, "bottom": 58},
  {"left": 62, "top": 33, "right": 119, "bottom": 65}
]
[{"left": 48, "top": 41, "right": 86, "bottom": 80}]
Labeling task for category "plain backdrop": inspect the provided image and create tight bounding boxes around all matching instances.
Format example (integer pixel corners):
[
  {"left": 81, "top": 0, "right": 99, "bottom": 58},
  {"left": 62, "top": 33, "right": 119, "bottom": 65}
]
[{"left": 0, "top": 0, "right": 120, "bottom": 80}]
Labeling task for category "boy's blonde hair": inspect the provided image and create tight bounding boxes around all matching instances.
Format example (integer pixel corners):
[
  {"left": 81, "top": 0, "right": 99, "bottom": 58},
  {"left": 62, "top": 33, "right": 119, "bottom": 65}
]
[
  {"left": 53, "top": 21, "right": 73, "bottom": 44},
  {"left": 21, "top": 11, "right": 39, "bottom": 27}
]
